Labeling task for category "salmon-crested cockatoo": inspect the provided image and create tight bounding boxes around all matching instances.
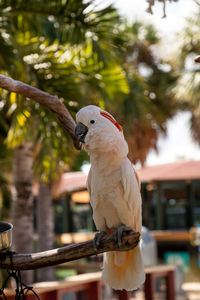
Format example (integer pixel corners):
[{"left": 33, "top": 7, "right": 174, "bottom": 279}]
[{"left": 75, "top": 105, "right": 145, "bottom": 291}]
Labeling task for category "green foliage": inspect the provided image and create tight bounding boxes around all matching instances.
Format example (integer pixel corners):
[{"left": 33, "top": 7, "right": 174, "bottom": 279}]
[
  {"left": 0, "top": 0, "right": 180, "bottom": 177},
  {"left": 0, "top": 0, "right": 126, "bottom": 178},
  {"left": 176, "top": 10, "right": 200, "bottom": 145},
  {"left": 71, "top": 150, "right": 90, "bottom": 172},
  {"left": 0, "top": 95, "right": 12, "bottom": 219},
  {"left": 107, "top": 22, "right": 179, "bottom": 164}
]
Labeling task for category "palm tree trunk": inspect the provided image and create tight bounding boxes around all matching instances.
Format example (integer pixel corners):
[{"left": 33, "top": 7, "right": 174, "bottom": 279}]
[
  {"left": 12, "top": 143, "right": 34, "bottom": 285},
  {"left": 37, "top": 181, "right": 55, "bottom": 282}
]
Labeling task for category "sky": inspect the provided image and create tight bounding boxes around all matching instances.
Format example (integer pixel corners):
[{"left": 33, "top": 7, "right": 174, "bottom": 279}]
[{"left": 114, "top": 0, "right": 200, "bottom": 166}]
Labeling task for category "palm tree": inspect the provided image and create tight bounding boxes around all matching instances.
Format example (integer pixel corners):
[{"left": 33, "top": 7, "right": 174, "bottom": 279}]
[
  {"left": 107, "top": 22, "right": 179, "bottom": 165},
  {"left": 12, "top": 143, "right": 34, "bottom": 283},
  {"left": 0, "top": 0, "right": 127, "bottom": 283},
  {"left": 175, "top": 10, "right": 200, "bottom": 146},
  {"left": 0, "top": 99, "right": 12, "bottom": 221},
  {"left": 36, "top": 182, "right": 54, "bottom": 281}
]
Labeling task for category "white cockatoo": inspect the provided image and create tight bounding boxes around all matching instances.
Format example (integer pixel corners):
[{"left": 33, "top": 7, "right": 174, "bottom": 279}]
[{"left": 75, "top": 105, "right": 145, "bottom": 291}]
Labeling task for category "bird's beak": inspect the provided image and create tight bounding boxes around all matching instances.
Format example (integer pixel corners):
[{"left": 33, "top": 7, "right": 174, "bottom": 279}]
[{"left": 75, "top": 122, "right": 88, "bottom": 143}]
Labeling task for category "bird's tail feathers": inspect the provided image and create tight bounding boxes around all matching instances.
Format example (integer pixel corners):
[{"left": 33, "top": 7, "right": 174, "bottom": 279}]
[{"left": 102, "top": 245, "right": 145, "bottom": 291}]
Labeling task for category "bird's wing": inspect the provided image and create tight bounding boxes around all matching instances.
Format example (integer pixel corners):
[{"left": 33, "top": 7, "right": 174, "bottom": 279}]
[
  {"left": 121, "top": 158, "right": 142, "bottom": 233},
  {"left": 86, "top": 167, "right": 92, "bottom": 198}
]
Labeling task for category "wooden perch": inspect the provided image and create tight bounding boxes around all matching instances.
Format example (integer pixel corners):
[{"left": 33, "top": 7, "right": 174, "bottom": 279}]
[
  {"left": 0, "top": 75, "right": 81, "bottom": 150},
  {"left": 0, "top": 231, "right": 140, "bottom": 270}
]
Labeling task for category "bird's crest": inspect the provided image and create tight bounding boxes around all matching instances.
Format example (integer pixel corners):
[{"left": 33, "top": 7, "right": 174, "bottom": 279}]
[{"left": 100, "top": 111, "right": 123, "bottom": 132}]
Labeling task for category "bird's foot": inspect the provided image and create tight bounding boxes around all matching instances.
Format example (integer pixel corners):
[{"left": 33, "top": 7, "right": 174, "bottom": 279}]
[
  {"left": 115, "top": 225, "right": 133, "bottom": 247},
  {"left": 93, "top": 231, "right": 107, "bottom": 253}
]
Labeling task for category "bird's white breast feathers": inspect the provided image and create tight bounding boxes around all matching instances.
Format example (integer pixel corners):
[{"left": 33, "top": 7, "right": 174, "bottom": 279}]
[{"left": 87, "top": 157, "right": 142, "bottom": 233}]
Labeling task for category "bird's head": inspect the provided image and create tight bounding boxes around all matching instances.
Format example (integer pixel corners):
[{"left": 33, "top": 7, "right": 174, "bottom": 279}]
[{"left": 75, "top": 105, "right": 128, "bottom": 157}]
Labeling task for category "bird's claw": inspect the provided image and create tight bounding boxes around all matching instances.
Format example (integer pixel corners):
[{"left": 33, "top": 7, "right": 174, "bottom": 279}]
[
  {"left": 93, "top": 231, "right": 107, "bottom": 253},
  {"left": 115, "top": 225, "right": 133, "bottom": 248}
]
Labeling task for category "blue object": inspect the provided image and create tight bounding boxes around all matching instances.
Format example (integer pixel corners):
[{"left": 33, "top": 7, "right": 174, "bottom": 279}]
[
  {"left": 198, "top": 246, "right": 200, "bottom": 268},
  {"left": 164, "top": 252, "right": 190, "bottom": 272}
]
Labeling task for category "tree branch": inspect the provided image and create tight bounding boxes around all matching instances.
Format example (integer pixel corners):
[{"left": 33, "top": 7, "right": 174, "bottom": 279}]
[
  {"left": 0, "top": 231, "right": 140, "bottom": 270},
  {"left": 0, "top": 75, "right": 81, "bottom": 150}
]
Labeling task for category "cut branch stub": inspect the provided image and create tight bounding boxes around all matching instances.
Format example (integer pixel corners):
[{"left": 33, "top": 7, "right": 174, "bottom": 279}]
[
  {"left": 194, "top": 56, "right": 200, "bottom": 63},
  {"left": 0, "top": 75, "right": 81, "bottom": 150},
  {"left": 0, "top": 231, "right": 140, "bottom": 270}
]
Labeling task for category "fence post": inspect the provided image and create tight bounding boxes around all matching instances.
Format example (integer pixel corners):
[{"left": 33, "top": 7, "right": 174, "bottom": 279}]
[
  {"left": 88, "top": 281, "right": 102, "bottom": 300},
  {"left": 166, "top": 270, "right": 175, "bottom": 300},
  {"left": 144, "top": 273, "right": 154, "bottom": 300}
]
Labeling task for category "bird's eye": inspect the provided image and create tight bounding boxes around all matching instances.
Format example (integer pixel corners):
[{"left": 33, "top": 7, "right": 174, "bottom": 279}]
[{"left": 90, "top": 120, "right": 95, "bottom": 124}]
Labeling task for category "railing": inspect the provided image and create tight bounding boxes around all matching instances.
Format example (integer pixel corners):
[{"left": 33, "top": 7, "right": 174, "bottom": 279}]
[{"left": 4, "top": 266, "right": 176, "bottom": 300}]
